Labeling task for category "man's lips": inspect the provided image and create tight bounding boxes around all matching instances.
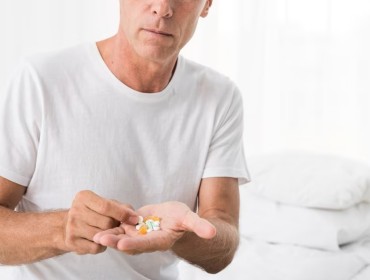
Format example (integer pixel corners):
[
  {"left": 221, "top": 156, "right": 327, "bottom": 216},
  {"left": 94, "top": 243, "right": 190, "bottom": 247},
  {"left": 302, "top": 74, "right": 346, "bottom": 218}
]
[{"left": 143, "top": 28, "right": 173, "bottom": 37}]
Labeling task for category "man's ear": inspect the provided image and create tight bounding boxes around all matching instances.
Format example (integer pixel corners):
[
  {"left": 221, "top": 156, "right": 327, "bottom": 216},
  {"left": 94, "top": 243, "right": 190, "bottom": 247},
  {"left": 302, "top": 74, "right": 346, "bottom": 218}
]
[{"left": 200, "top": 0, "right": 213, "bottom": 18}]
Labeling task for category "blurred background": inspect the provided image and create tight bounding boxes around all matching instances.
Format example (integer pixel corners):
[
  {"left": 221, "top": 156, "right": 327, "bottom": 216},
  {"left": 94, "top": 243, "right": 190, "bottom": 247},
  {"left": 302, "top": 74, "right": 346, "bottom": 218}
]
[{"left": 1, "top": 0, "right": 370, "bottom": 163}]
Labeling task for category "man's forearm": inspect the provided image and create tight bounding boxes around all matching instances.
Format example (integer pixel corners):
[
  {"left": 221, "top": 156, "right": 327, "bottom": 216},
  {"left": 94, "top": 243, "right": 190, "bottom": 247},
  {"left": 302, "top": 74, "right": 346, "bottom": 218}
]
[
  {"left": 0, "top": 206, "right": 68, "bottom": 265},
  {"left": 172, "top": 217, "right": 239, "bottom": 274}
]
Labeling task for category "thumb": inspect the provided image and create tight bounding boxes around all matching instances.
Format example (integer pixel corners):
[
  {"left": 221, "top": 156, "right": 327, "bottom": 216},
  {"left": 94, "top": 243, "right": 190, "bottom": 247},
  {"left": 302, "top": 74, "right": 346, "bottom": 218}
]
[{"left": 182, "top": 211, "right": 216, "bottom": 239}]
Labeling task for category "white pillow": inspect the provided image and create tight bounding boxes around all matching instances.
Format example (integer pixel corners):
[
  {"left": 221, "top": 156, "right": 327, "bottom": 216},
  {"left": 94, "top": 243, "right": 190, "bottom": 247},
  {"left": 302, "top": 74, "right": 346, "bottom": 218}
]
[
  {"left": 247, "top": 152, "right": 370, "bottom": 209},
  {"left": 239, "top": 188, "right": 370, "bottom": 251}
]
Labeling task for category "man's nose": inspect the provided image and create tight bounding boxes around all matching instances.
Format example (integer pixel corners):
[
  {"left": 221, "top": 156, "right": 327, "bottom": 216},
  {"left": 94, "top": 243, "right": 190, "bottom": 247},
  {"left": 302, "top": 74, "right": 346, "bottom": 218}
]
[{"left": 152, "top": 0, "right": 174, "bottom": 18}]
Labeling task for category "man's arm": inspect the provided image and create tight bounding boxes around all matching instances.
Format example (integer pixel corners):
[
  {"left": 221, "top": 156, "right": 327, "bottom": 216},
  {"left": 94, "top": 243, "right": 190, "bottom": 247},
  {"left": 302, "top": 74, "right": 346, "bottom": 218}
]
[
  {"left": 93, "top": 177, "right": 240, "bottom": 274},
  {"left": 0, "top": 176, "right": 67, "bottom": 265},
  {"left": 171, "top": 177, "right": 240, "bottom": 274},
  {"left": 0, "top": 176, "right": 138, "bottom": 265}
]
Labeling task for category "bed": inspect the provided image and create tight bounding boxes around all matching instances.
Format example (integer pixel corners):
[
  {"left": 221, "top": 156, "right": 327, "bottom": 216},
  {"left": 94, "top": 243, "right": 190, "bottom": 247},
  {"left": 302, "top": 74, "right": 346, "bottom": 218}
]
[{"left": 178, "top": 152, "right": 370, "bottom": 280}]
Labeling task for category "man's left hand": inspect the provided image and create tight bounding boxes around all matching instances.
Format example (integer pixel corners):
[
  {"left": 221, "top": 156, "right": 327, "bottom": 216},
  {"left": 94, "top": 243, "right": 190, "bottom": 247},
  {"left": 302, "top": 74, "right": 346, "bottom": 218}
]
[{"left": 93, "top": 201, "right": 216, "bottom": 254}]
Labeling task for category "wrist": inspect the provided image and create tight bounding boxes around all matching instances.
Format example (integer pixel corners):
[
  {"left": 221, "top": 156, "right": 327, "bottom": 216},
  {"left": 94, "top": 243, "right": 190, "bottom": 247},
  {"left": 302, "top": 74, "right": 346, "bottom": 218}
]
[{"left": 50, "top": 210, "right": 69, "bottom": 254}]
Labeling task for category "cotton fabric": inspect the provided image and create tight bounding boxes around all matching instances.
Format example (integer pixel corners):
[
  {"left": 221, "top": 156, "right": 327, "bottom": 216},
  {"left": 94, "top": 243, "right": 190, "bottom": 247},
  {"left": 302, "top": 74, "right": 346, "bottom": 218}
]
[{"left": 0, "top": 43, "right": 249, "bottom": 280}]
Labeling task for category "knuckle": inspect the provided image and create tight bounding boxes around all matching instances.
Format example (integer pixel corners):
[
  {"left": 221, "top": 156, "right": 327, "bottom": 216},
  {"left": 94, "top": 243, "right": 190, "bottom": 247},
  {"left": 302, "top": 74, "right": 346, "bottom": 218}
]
[
  {"left": 80, "top": 190, "right": 92, "bottom": 196},
  {"left": 72, "top": 196, "right": 83, "bottom": 208},
  {"left": 75, "top": 190, "right": 85, "bottom": 200},
  {"left": 98, "top": 200, "right": 111, "bottom": 214},
  {"left": 74, "top": 190, "right": 92, "bottom": 202}
]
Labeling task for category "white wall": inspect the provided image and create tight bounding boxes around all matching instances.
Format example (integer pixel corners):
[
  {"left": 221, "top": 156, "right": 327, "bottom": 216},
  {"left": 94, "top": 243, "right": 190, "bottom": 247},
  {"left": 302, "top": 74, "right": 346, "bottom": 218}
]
[
  {"left": 184, "top": 0, "right": 370, "bottom": 164},
  {"left": 0, "top": 0, "right": 119, "bottom": 83}
]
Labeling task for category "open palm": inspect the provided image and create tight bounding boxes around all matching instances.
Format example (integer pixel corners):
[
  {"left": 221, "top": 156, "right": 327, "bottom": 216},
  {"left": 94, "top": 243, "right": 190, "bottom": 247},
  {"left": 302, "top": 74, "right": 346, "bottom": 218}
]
[{"left": 93, "top": 201, "right": 216, "bottom": 255}]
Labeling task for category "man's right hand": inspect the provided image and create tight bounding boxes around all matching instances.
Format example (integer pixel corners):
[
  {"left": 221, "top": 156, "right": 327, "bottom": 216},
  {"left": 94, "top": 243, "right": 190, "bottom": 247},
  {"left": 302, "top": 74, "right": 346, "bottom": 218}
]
[{"left": 63, "top": 190, "right": 139, "bottom": 255}]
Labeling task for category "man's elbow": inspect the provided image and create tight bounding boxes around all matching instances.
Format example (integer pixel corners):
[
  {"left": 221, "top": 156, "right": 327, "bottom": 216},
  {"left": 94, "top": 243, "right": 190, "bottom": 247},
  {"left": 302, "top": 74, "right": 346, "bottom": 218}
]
[{"left": 203, "top": 249, "right": 237, "bottom": 274}]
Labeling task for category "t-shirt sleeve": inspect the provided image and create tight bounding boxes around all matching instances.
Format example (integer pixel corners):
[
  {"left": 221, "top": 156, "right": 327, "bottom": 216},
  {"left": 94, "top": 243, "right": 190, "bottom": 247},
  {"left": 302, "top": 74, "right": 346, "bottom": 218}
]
[
  {"left": 0, "top": 60, "right": 42, "bottom": 186},
  {"left": 202, "top": 86, "right": 250, "bottom": 185}
]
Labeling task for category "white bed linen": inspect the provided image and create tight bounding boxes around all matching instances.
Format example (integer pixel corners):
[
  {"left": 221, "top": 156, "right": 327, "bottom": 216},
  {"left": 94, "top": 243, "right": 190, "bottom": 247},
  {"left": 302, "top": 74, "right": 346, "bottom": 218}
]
[
  {"left": 240, "top": 188, "right": 370, "bottom": 251},
  {"left": 177, "top": 237, "right": 369, "bottom": 280},
  {"left": 177, "top": 153, "right": 370, "bottom": 280},
  {"left": 247, "top": 152, "right": 370, "bottom": 209}
]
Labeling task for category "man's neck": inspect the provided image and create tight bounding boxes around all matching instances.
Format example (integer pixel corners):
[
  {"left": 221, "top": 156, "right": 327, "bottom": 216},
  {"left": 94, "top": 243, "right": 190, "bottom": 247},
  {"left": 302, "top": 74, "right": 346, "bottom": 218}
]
[{"left": 96, "top": 35, "right": 178, "bottom": 93}]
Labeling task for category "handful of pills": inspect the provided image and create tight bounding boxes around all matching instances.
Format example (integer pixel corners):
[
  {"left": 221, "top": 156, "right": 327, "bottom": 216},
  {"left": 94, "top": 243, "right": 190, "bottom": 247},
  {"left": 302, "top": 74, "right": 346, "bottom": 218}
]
[{"left": 136, "top": 215, "right": 161, "bottom": 235}]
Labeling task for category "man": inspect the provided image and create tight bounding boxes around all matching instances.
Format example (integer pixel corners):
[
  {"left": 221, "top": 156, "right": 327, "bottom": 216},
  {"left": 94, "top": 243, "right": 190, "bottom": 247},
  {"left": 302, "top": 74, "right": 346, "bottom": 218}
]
[{"left": 0, "top": 0, "right": 249, "bottom": 279}]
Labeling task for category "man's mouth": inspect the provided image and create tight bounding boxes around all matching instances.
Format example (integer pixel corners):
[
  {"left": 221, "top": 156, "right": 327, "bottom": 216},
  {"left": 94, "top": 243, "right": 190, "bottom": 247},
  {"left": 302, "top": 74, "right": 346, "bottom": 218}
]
[{"left": 144, "top": 28, "right": 173, "bottom": 37}]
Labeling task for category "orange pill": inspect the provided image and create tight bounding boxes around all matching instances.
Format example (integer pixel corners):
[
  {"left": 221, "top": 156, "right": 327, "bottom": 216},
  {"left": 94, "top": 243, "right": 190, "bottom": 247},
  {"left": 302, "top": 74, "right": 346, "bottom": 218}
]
[
  {"left": 143, "top": 216, "right": 161, "bottom": 222},
  {"left": 138, "top": 225, "right": 147, "bottom": 235}
]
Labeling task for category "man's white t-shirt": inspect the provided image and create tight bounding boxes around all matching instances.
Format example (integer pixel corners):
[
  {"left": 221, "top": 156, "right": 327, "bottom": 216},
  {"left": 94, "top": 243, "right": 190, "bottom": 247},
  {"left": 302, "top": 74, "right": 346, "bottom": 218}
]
[{"left": 0, "top": 43, "right": 249, "bottom": 280}]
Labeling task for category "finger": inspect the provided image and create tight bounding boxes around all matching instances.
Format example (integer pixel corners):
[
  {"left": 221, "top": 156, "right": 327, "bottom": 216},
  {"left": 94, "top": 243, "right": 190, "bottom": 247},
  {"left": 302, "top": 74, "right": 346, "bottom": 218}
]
[
  {"left": 66, "top": 219, "right": 103, "bottom": 242},
  {"left": 98, "top": 234, "right": 145, "bottom": 255},
  {"left": 117, "top": 224, "right": 174, "bottom": 253},
  {"left": 98, "top": 234, "right": 121, "bottom": 249},
  {"left": 68, "top": 238, "right": 107, "bottom": 255},
  {"left": 94, "top": 222, "right": 165, "bottom": 253},
  {"left": 69, "top": 203, "right": 120, "bottom": 232},
  {"left": 182, "top": 211, "right": 217, "bottom": 239},
  {"left": 65, "top": 222, "right": 107, "bottom": 254},
  {"left": 77, "top": 190, "right": 138, "bottom": 224},
  {"left": 93, "top": 227, "right": 125, "bottom": 244},
  {"left": 79, "top": 207, "right": 120, "bottom": 230},
  {"left": 116, "top": 233, "right": 162, "bottom": 252}
]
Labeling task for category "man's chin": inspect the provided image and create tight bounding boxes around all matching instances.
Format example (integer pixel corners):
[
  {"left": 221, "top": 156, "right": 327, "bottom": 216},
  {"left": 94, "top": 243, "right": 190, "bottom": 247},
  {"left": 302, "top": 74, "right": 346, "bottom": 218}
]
[{"left": 137, "top": 47, "right": 178, "bottom": 64}]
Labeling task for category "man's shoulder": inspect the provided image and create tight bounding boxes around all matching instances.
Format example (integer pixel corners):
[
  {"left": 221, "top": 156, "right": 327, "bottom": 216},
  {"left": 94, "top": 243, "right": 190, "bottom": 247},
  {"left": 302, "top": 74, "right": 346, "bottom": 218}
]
[
  {"left": 180, "top": 56, "right": 236, "bottom": 89},
  {"left": 179, "top": 56, "right": 239, "bottom": 99},
  {"left": 22, "top": 42, "right": 93, "bottom": 76}
]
